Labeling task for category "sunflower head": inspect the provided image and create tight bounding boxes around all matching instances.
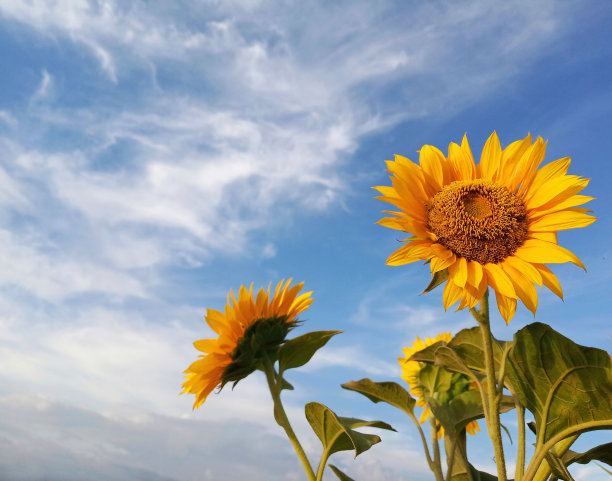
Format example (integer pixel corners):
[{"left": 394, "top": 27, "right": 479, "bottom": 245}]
[
  {"left": 375, "top": 132, "right": 596, "bottom": 323},
  {"left": 182, "top": 279, "right": 313, "bottom": 409},
  {"left": 399, "top": 332, "right": 480, "bottom": 438}
]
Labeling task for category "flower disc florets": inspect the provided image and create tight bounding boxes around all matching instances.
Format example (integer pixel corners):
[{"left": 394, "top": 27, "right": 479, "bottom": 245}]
[{"left": 427, "top": 180, "right": 528, "bottom": 264}]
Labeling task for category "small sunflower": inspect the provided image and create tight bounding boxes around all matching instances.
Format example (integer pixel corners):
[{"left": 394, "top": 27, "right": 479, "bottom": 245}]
[
  {"left": 375, "top": 132, "right": 595, "bottom": 323},
  {"left": 182, "top": 279, "right": 313, "bottom": 408},
  {"left": 399, "top": 333, "right": 480, "bottom": 438}
]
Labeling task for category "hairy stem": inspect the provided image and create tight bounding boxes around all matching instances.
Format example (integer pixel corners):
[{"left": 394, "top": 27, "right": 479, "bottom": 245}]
[
  {"left": 471, "top": 290, "right": 508, "bottom": 481},
  {"left": 263, "top": 359, "right": 316, "bottom": 481},
  {"left": 515, "top": 399, "right": 525, "bottom": 481},
  {"left": 430, "top": 417, "right": 445, "bottom": 481}
]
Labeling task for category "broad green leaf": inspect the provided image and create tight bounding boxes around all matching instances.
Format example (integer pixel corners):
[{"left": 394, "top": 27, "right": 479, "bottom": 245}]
[
  {"left": 506, "top": 322, "right": 612, "bottom": 446},
  {"left": 562, "top": 442, "right": 612, "bottom": 467},
  {"left": 337, "top": 416, "right": 395, "bottom": 432},
  {"left": 422, "top": 268, "right": 449, "bottom": 294},
  {"left": 408, "top": 328, "right": 512, "bottom": 388},
  {"left": 278, "top": 330, "right": 341, "bottom": 373},
  {"left": 341, "top": 378, "right": 416, "bottom": 415},
  {"left": 427, "top": 390, "right": 515, "bottom": 438},
  {"left": 329, "top": 465, "right": 356, "bottom": 481},
  {"left": 304, "top": 402, "right": 393, "bottom": 457}
]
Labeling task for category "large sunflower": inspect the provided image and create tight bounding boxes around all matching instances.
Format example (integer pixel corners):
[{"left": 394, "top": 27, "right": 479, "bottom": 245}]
[
  {"left": 375, "top": 132, "right": 595, "bottom": 323},
  {"left": 182, "top": 279, "right": 313, "bottom": 408},
  {"left": 399, "top": 332, "right": 480, "bottom": 438}
]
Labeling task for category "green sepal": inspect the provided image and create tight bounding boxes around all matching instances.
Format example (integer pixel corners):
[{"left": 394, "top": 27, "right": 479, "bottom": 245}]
[
  {"left": 341, "top": 378, "right": 416, "bottom": 416},
  {"left": 329, "top": 464, "right": 356, "bottom": 481},
  {"left": 506, "top": 322, "right": 612, "bottom": 445},
  {"left": 421, "top": 268, "right": 449, "bottom": 294},
  {"left": 220, "top": 315, "right": 296, "bottom": 388},
  {"left": 304, "top": 402, "right": 394, "bottom": 458},
  {"left": 278, "top": 330, "right": 342, "bottom": 374}
]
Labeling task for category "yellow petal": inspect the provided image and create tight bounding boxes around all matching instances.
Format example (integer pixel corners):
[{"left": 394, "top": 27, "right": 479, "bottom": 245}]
[
  {"left": 387, "top": 240, "right": 433, "bottom": 266},
  {"left": 527, "top": 156, "right": 571, "bottom": 193},
  {"left": 442, "top": 280, "right": 463, "bottom": 310},
  {"left": 528, "top": 194, "right": 594, "bottom": 220},
  {"left": 529, "top": 210, "right": 597, "bottom": 232},
  {"left": 483, "top": 263, "right": 516, "bottom": 299},
  {"left": 419, "top": 145, "right": 446, "bottom": 192},
  {"left": 466, "top": 260, "right": 484, "bottom": 288},
  {"left": 534, "top": 264, "right": 563, "bottom": 299},
  {"left": 525, "top": 176, "right": 589, "bottom": 211},
  {"left": 449, "top": 257, "right": 468, "bottom": 288},
  {"left": 206, "top": 309, "right": 227, "bottom": 335},
  {"left": 516, "top": 138, "right": 547, "bottom": 195},
  {"left": 502, "top": 261, "right": 538, "bottom": 316},
  {"left": 430, "top": 253, "right": 456, "bottom": 273},
  {"left": 504, "top": 256, "right": 542, "bottom": 286},
  {"left": 495, "top": 291, "right": 517, "bottom": 324},
  {"left": 498, "top": 134, "right": 532, "bottom": 186},
  {"left": 479, "top": 131, "right": 502, "bottom": 180},
  {"left": 193, "top": 339, "right": 219, "bottom": 353},
  {"left": 515, "top": 239, "right": 585, "bottom": 270}
]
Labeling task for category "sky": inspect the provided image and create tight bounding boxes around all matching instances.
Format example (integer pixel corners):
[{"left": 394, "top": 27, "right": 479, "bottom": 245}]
[{"left": 0, "top": 1, "right": 611, "bottom": 480}]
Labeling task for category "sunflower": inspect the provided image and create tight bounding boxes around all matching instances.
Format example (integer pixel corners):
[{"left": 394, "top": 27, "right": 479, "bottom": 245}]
[
  {"left": 182, "top": 279, "right": 313, "bottom": 409},
  {"left": 399, "top": 332, "right": 480, "bottom": 438},
  {"left": 375, "top": 132, "right": 595, "bottom": 323}
]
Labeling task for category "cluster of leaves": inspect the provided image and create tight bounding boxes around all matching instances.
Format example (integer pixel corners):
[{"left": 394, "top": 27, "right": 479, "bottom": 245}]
[{"left": 343, "top": 322, "right": 612, "bottom": 481}]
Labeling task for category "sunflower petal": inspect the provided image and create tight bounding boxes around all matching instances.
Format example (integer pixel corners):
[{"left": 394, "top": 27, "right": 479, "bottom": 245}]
[
  {"left": 484, "top": 263, "right": 516, "bottom": 298},
  {"left": 479, "top": 131, "right": 502, "bottom": 180},
  {"left": 495, "top": 291, "right": 517, "bottom": 324},
  {"left": 529, "top": 210, "right": 597, "bottom": 232},
  {"left": 515, "top": 239, "right": 585, "bottom": 270}
]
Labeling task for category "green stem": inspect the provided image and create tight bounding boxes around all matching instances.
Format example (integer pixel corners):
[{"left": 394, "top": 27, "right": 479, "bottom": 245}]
[
  {"left": 470, "top": 290, "right": 508, "bottom": 481},
  {"left": 263, "top": 359, "right": 316, "bottom": 481},
  {"left": 315, "top": 449, "right": 331, "bottom": 481},
  {"left": 515, "top": 399, "right": 525, "bottom": 481},
  {"left": 430, "top": 417, "right": 445, "bottom": 481},
  {"left": 407, "top": 411, "right": 437, "bottom": 476}
]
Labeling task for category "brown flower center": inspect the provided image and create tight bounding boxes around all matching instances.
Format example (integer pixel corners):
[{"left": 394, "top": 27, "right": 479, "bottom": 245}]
[{"left": 426, "top": 180, "right": 528, "bottom": 264}]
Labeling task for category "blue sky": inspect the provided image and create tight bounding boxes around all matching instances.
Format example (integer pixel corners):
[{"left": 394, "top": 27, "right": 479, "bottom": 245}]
[{"left": 0, "top": 1, "right": 611, "bottom": 480}]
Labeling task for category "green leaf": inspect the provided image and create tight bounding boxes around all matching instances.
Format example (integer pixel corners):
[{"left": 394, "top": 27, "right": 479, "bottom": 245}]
[
  {"left": 427, "top": 390, "right": 514, "bottom": 438},
  {"left": 545, "top": 450, "right": 575, "bottom": 481},
  {"left": 422, "top": 268, "right": 449, "bottom": 294},
  {"left": 279, "top": 376, "right": 294, "bottom": 391},
  {"left": 329, "top": 465, "right": 356, "bottom": 481},
  {"left": 468, "top": 465, "right": 499, "bottom": 481},
  {"left": 506, "top": 322, "right": 612, "bottom": 446},
  {"left": 407, "top": 328, "right": 512, "bottom": 388},
  {"left": 341, "top": 378, "right": 416, "bottom": 416},
  {"left": 304, "top": 402, "right": 393, "bottom": 457},
  {"left": 278, "top": 330, "right": 342, "bottom": 373},
  {"left": 562, "top": 442, "right": 612, "bottom": 467}
]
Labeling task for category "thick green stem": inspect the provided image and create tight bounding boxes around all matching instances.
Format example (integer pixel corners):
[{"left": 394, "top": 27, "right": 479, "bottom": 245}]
[
  {"left": 471, "top": 290, "right": 508, "bottom": 481},
  {"left": 444, "top": 431, "right": 471, "bottom": 481},
  {"left": 263, "top": 360, "right": 316, "bottom": 481}
]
